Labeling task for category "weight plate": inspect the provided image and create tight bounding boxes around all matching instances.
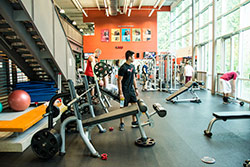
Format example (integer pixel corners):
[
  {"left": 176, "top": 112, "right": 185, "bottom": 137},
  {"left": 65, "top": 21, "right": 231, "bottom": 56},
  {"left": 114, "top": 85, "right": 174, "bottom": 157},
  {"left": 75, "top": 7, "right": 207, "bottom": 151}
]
[
  {"left": 135, "top": 137, "right": 155, "bottom": 147},
  {"left": 94, "top": 62, "right": 113, "bottom": 78},
  {"left": 31, "top": 128, "right": 62, "bottom": 159}
]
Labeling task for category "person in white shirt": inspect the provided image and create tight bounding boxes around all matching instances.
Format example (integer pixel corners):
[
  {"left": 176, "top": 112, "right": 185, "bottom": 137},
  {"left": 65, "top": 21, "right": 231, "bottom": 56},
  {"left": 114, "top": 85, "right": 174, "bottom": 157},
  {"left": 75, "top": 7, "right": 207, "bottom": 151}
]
[{"left": 184, "top": 61, "right": 194, "bottom": 83}]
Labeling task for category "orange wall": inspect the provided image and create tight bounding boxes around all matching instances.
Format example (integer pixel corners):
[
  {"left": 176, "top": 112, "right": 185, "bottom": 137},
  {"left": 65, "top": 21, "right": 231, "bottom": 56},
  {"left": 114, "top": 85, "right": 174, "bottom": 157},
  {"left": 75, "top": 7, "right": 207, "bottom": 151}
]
[{"left": 83, "top": 7, "right": 170, "bottom": 60}]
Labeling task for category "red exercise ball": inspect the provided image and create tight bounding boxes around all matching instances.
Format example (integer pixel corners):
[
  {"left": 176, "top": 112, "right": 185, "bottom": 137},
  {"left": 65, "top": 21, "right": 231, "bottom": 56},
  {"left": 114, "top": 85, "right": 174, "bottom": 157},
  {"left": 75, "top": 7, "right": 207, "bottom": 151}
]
[{"left": 8, "top": 90, "right": 31, "bottom": 111}]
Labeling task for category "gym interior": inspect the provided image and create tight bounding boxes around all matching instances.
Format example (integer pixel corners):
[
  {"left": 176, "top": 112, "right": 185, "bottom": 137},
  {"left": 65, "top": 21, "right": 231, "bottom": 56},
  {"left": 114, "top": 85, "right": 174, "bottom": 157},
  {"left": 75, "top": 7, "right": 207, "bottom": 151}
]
[{"left": 0, "top": 0, "right": 250, "bottom": 167}]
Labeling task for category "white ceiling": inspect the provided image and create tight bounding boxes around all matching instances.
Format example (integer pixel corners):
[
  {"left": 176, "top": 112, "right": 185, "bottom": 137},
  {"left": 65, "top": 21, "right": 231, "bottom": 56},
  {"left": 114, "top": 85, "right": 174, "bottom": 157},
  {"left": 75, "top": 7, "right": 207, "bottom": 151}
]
[{"left": 54, "top": 0, "right": 176, "bottom": 30}]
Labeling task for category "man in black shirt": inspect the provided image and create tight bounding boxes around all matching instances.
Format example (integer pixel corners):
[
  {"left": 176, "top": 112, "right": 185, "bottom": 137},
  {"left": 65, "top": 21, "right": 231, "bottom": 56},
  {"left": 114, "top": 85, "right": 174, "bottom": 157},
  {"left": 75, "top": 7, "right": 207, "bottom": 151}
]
[{"left": 118, "top": 50, "right": 139, "bottom": 131}]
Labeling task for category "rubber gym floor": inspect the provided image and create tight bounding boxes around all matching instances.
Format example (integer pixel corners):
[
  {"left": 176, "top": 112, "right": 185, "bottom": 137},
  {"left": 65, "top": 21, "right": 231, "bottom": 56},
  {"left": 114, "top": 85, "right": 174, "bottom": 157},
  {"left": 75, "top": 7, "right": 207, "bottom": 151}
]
[{"left": 0, "top": 88, "right": 249, "bottom": 167}]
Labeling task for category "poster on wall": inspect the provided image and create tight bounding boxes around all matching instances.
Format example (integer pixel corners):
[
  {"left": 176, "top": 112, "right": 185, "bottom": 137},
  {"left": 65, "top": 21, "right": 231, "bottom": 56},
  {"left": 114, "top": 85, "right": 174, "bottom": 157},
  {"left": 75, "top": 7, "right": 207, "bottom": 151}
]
[
  {"left": 101, "top": 29, "right": 109, "bottom": 42},
  {"left": 121, "top": 28, "right": 131, "bottom": 42},
  {"left": 143, "top": 28, "right": 151, "bottom": 41},
  {"left": 111, "top": 29, "right": 120, "bottom": 42},
  {"left": 132, "top": 28, "right": 141, "bottom": 42}
]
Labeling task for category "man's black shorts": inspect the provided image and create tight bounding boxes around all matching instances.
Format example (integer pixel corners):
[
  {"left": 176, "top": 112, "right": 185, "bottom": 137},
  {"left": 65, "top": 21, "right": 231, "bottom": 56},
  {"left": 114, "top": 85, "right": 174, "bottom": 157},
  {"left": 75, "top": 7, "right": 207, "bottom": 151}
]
[
  {"left": 124, "top": 91, "right": 137, "bottom": 107},
  {"left": 86, "top": 76, "right": 95, "bottom": 85}
]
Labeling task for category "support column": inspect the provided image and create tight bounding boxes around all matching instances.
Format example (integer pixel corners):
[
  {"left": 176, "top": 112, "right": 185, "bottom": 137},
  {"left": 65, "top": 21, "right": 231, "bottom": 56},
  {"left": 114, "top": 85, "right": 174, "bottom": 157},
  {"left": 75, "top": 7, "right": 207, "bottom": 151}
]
[
  {"left": 211, "top": 0, "right": 217, "bottom": 95},
  {"left": 192, "top": 0, "right": 195, "bottom": 68}
]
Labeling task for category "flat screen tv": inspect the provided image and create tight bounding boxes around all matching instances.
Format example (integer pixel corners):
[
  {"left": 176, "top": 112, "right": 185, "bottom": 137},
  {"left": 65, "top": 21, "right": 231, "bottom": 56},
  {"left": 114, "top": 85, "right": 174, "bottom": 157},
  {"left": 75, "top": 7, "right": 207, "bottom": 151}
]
[
  {"left": 84, "top": 53, "right": 94, "bottom": 60},
  {"left": 143, "top": 52, "right": 156, "bottom": 59}
]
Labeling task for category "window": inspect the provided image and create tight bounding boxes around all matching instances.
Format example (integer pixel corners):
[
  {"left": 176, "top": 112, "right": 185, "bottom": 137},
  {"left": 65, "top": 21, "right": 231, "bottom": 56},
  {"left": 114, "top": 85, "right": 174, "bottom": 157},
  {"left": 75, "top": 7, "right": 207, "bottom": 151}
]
[
  {"left": 223, "top": 9, "right": 240, "bottom": 35},
  {"left": 222, "top": 0, "right": 240, "bottom": 12},
  {"left": 215, "top": 39, "right": 222, "bottom": 73},
  {"left": 224, "top": 38, "right": 231, "bottom": 72},
  {"left": 232, "top": 34, "right": 239, "bottom": 71},
  {"left": 242, "top": 30, "right": 250, "bottom": 78}
]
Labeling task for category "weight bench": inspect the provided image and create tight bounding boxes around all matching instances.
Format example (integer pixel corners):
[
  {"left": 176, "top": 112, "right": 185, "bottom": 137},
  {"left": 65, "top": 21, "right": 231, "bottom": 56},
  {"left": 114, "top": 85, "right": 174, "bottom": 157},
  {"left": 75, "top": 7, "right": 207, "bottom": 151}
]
[
  {"left": 204, "top": 111, "right": 250, "bottom": 137},
  {"left": 166, "top": 81, "right": 201, "bottom": 103},
  {"left": 100, "top": 87, "right": 120, "bottom": 103},
  {"left": 59, "top": 79, "right": 167, "bottom": 158}
]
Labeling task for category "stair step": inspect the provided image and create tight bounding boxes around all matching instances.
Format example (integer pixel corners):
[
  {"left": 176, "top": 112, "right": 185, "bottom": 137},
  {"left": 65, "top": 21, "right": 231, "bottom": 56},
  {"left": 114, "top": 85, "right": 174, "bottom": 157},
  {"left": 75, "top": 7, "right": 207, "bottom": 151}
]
[
  {"left": 32, "top": 67, "right": 43, "bottom": 71},
  {"left": 10, "top": 42, "right": 24, "bottom": 46},
  {"left": 29, "top": 63, "right": 40, "bottom": 67},
  {"left": 24, "top": 59, "right": 37, "bottom": 63},
  {"left": 0, "top": 28, "right": 14, "bottom": 32},
  {"left": 36, "top": 71, "right": 47, "bottom": 75}
]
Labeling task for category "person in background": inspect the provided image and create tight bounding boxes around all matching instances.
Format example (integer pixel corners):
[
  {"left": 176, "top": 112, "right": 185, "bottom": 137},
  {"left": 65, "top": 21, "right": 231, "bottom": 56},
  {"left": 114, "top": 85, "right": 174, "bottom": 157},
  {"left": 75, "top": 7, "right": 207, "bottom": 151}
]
[
  {"left": 184, "top": 61, "right": 194, "bottom": 83},
  {"left": 118, "top": 50, "right": 139, "bottom": 131},
  {"left": 142, "top": 62, "right": 148, "bottom": 91},
  {"left": 219, "top": 71, "right": 240, "bottom": 104},
  {"left": 84, "top": 48, "right": 102, "bottom": 102},
  {"left": 111, "top": 59, "right": 120, "bottom": 85}
]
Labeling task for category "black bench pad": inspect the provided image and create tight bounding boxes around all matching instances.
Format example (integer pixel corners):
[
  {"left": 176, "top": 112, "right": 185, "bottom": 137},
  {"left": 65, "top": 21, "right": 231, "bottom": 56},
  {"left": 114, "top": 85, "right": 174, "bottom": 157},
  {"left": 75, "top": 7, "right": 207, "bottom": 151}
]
[
  {"left": 166, "top": 81, "right": 195, "bottom": 101},
  {"left": 100, "top": 88, "right": 120, "bottom": 102},
  {"left": 213, "top": 111, "right": 250, "bottom": 119},
  {"left": 82, "top": 105, "right": 138, "bottom": 127}
]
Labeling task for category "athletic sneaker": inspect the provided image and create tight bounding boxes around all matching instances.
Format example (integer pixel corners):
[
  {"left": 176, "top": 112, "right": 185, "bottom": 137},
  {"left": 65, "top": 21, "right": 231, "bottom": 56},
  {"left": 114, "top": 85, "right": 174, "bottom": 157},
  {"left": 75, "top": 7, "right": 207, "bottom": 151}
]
[
  {"left": 119, "top": 122, "right": 125, "bottom": 131},
  {"left": 131, "top": 121, "right": 138, "bottom": 128}
]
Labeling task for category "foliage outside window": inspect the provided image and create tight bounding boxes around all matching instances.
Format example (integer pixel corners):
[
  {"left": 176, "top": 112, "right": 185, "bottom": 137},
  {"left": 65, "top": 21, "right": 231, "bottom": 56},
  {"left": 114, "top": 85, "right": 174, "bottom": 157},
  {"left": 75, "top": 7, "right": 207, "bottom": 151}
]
[
  {"left": 233, "top": 35, "right": 239, "bottom": 71},
  {"left": 157, "top": 12, "right": 170, "bottom": 52},
  {"left": 215, "top": 39, "right": 221, "bottom": 72}
]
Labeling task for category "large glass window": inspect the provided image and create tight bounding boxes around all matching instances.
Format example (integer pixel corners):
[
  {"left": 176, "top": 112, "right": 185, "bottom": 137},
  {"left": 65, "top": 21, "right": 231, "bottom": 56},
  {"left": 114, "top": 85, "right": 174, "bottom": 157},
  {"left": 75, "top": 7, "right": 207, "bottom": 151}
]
[
  {"left": 224, "top": 38, "right": 231, "bottom": 72},
  {"left": 168, "top": 0, "right": 250, "bottom": 102},
  {"left": 200, "top": 26, "right": 209, "bottom": 43},
  {"left": 222, "top": 0, "right": 241, "bottom": 12},
  {"left": 240, "top": 2, "right": 250, "bottom": 29},
  {"left": 242, "top": 30, "right": 250, "bottom": 78},
  {"left": 232, "top": 34, "right": 239, "bottom": 71},
  {"left": 215, "top": 39, "right": 222, "bottom": 73},
  {"left": 200, "top": 9, "right": 209, "bottom": 27},
  {"left": 222, "top": 9, "right": 240, "bottom": 35},
  {"left": 157, "top": 12, "right": 170, "bottom": 52}
]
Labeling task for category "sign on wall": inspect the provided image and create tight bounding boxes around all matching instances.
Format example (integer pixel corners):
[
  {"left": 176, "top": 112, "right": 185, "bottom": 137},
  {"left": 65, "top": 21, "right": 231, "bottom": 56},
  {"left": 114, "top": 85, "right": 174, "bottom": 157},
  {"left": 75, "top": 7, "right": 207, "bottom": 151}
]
[
  {"left": 111, "top": 29, "right": 120, "bottom": 42},
  {"left": 101, "top": 29, "right": 109, "bottom": 42},
  {"left": 143, "top": 28, "right": 151, "bottom": 41},
  {"left": 121, "top": 28, "right": 131, "bottom": 42},
  {"left": 132, "top": 28, "right": 141, "bottom": 42}
]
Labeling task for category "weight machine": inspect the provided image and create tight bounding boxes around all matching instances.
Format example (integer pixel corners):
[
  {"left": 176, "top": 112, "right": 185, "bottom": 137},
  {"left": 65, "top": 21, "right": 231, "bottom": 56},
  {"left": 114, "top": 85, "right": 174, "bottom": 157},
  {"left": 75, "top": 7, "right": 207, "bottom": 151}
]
[
  {"left": 142, "top": 54, "right": 158, "bottom": 91},
  {"left": 158, "top": 53, "right": 177, "bottom": 93}
]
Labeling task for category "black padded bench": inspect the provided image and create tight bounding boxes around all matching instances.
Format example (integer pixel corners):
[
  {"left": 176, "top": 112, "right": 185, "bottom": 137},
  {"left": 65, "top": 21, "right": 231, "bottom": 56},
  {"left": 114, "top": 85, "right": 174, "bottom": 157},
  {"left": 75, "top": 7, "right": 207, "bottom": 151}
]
[
  {"left": 204, "top": 111, "right": 250, "bottom": 137},
  {"left": 166, "top": 81, "right": 201, "bottom": 103},
  {"left": 100, "top": 88, "right": 120, "bottom": 103},
  {"left": 82, "top": 105, "right": 138, "bottom": 127}
]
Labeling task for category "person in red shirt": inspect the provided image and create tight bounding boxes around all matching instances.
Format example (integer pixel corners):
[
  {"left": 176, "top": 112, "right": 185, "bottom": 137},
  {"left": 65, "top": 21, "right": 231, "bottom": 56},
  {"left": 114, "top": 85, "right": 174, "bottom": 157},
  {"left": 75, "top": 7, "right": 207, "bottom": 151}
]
[
  {"left": 85, "top": 48, "right": 102, "bottom": 97},
  {"left": 219, "top": 71, "right": 240, "bottom": 103}
]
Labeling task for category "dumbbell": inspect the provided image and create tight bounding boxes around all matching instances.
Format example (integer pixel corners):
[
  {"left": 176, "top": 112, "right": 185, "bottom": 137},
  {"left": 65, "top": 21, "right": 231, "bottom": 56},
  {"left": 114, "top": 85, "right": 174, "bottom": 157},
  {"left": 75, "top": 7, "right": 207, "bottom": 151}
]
[{"left": 153, "top": 103, "right": 167, "bottom": 117}]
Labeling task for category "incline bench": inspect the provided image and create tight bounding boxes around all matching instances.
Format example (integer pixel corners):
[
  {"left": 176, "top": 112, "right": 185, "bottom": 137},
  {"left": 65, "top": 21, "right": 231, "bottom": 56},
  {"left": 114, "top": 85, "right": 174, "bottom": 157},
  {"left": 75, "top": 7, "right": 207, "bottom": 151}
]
[
  {"left": 204, "top": 111, "right": 250, "bottom": 137},
  {"left": 166, "top": 81, "right": 201, "bottom": 103},
  {"left": 31, "top": 79, "right": 167, "bottom": 160}
]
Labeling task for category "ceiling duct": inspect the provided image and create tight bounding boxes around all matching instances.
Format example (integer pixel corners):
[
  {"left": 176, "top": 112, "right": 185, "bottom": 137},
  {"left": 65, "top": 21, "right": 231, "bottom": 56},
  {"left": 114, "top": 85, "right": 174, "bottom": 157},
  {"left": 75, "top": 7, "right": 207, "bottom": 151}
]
[{"left": 109, "top": 0, "right": 118, "bottom": 16}]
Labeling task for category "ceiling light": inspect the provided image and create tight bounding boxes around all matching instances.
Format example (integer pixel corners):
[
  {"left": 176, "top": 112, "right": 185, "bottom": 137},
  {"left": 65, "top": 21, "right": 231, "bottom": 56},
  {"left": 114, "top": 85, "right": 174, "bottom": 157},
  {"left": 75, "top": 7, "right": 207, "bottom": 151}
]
[
  {"left": 95, "top": 0, "right": 100, "bottom": 10},
  {"left": 105, "top": 8, "right": 109, "bottom": 17},
  {"left": 158, "top": 0, "right": 166, "bottom": 10},
  {"left": 104, "top": 0, "right": 107, "bottom": 8},
  {"left": 60, "top": 9, "right": 65, "bottom": 14},
  {"left": 80, "top": 29, "right": 83, "bottom": 32},
  {"left": 138, "top": 0, "right": 144, "bottom": 9},
  {"left": 72, "top": 21, "right": 77, "bottom": 25},
  {"left": 71, "top": 0, "right": 88, "bottom": 17},
  {"left": 154, "top": 0, "right": 161, "bottom": 8},
  {"left": 128, "top": 8, "right": 131, "bottom": 17},
  {"left": 129, "top": 2, "right": 133, "bottom": 8},
  {"left": 148, "top": 9, "right": 155, "bottom": 17}
]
